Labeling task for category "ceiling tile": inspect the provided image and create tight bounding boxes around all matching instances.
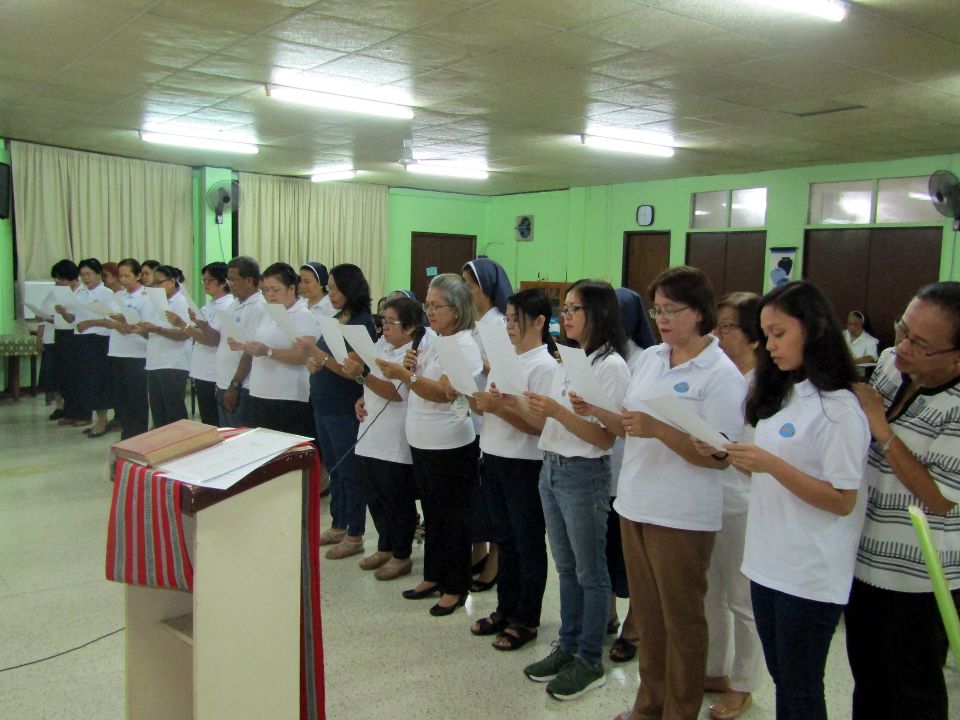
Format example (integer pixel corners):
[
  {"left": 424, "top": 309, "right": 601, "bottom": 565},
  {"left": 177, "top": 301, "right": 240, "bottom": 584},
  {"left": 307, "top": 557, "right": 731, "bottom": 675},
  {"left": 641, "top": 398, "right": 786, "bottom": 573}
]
[
  {"left": 311, "top": 55, "right": 418, "bottom": 84},
  {"left": 221, "top": 37, "right": 346, "bottom": 68},
  {"left": 481, "top": 0, "right": 639, "bottom": 31},
  {"left": 571, "top": 7, "right": 717, "bottom": 51},
  {"left": 362, "top": 33, "right": 482, "bottom": 69},
  {"left": 588, "top": 51, "right": 697, "bottom": 83},
  {"left": 310, "top": 0, "right": 465, "bottom": 32},
  {"left": 265, "top": 13, "right": 398, "bottom": 52},
  {"left": 146, "top": 0, "right": 300, "bottom": 34},
  {"left": 654, "top": 31, "right": 779, "bottom": 67},
  {"left": 414, "top": 9, "right": 559, "bottom": 52},
  {"left": 518, "top": 33, "right": 635, "bottom": 68}
]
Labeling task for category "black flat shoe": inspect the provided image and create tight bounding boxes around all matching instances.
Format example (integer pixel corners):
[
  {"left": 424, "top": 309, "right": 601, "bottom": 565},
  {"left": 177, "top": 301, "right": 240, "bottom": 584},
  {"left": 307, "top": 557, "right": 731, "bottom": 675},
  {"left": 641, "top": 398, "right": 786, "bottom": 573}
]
[
  {"left": 471, "top": 554, "right": 488, "bottom": 575},
  {"left": 49, "top": 409, "right": 65, "bottom": 420},
  {"left": 402, "top": 584, "right": 442, "bottom": 600},
  {"left": 87, "top": 429, "right": 109, "bottom": 438},
  {"left": 470, "top": 574, "right": 498, "bottom": 592},
  {"left": 430, "top": 593, "right": 467, "bottom": 617}
]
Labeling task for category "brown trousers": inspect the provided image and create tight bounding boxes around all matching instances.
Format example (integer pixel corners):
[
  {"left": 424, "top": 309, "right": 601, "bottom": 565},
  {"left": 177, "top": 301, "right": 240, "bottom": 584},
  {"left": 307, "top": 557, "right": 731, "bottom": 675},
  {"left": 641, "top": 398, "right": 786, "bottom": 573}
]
[{"left": 621, "top": 519, "right": 716, "bottom": 720}]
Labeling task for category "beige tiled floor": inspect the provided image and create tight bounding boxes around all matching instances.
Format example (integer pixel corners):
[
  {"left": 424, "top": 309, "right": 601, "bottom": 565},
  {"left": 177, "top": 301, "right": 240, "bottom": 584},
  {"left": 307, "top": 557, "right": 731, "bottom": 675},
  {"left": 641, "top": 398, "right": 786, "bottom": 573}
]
[{"left": 1, "top": 395, "right": 957, "bottom": 719}]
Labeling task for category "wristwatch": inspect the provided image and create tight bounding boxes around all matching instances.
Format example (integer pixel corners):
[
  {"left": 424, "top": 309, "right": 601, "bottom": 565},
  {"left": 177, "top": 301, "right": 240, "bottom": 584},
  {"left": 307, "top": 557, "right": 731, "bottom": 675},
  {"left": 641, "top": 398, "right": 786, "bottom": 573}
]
[
  {"left": 267, "top": 348, "right": 274, "bottom": 358},
  {"left": 712, "top": 451, "right": 729, "bottom": 461},
  {"left": 229, "top": 380, "right": 242, "bottom": 390},
  {"left": 408, "top": 373, "right": 418, "bottom": 386},
  {"left": 355, "top": 374, "right": 365, "bottom": 385}
]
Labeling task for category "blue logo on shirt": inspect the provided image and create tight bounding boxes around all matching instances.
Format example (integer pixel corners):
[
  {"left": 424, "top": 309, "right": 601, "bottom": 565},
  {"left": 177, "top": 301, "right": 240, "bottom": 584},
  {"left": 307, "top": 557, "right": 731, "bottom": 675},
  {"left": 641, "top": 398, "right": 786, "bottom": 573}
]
[
  {"left": 673, "top": 381, "right": 690, "bottom": 393},
  {"left": 779, "top": 423, "right": 796, "bottom": 438}
]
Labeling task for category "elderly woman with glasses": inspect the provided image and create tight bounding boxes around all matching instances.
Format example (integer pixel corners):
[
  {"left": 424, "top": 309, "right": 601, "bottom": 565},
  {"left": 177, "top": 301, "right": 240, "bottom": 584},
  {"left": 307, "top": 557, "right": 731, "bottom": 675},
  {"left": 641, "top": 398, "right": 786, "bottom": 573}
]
[
  {"left": 378, "top": 273, "right": 483, "bottom": 617},
  {"left": 846, "top": 282, "right": 960, "bottom": 720}
]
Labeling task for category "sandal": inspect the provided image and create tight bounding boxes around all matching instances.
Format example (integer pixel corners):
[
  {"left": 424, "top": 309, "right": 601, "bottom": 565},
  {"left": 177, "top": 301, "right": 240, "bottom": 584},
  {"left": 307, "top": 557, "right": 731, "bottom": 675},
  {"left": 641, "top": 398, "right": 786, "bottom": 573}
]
[
  {"left": 609, "top": 636, "right": 637, "bottom": 663},
  {"left": 319, "top": 528, "right": 347, "bottom": 546},
  {"left": 470, "top": 613, "right": 508, "bottom": 636},
  {"left": 606, "top": 617, "right": 621, "bottom": 635},
  {"left": 492, "top": 625, "right": 537, "bottom": 651},
  {"left": 470, "top": 574, "right": 498, "bottom": 592}
]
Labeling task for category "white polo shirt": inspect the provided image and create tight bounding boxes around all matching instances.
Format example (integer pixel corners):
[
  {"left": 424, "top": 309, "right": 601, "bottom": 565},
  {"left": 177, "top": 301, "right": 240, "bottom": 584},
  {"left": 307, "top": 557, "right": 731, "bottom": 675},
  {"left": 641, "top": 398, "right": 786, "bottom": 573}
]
[
  {"left": 614, "top": 338, "right": 747, "bottom": 531},
  {"left": 539, "top": 347, "right": 630, "bottom": 460},
  {"left": 74, "top": 283, "right": 114, "bottom": 336},
  {"left": 356, "top": 338, "right": 413, "bottom": 465},
  {"left": 189, "top": 293, "right": 233, "bottom": 383},
  {"left": 53, "top": 286, "right": 80, "bottom": 331},
  {"left": 405, "top": 329, "right": 483, "bottom": 451},
  {"left": 248, "top": 299, "right": 317, "bottom": 403},
  {"left": 844, "top": 329, "right": 879, "bottom": 362},
  {"left": 470, "top": 307, "right": 505, "bottom": 435},
  {"left": 481, "top": 344, "right": 558, "bottom": 461},
  {"left": 610, "top": 340, "right": 646, "bottom": 495},
  {"left": 720, "top": 368, "right": 755, "bottom": 516},
  {"left": 144, "top": 290, "right": 192, "bottom": 371},
  {"left": 108, "top": 287, "right": 149, "bottom": 359},
  {"left": 742, "top": 380, "right": 869, "bottom": 604},
  {"left": 215, "top": 291, "right": 265, "bottom": 391},
  {"left": 309, "top": 295, "right": 337, "bottom": 320}
]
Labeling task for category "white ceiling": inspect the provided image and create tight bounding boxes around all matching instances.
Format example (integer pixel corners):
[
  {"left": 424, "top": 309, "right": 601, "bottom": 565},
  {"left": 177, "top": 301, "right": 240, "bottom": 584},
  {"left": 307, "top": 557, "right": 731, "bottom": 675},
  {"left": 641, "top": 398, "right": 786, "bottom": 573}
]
[{"left": 1, "top": 0, "right": 958, "bottom": 195}]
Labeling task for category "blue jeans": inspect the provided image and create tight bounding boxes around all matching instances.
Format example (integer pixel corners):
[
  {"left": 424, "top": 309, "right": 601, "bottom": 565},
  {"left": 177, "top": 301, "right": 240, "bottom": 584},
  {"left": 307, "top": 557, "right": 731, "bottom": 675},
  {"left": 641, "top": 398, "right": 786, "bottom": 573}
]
[
  {"left": 751, "top": 581, "right": 843, "bottom": 720},
  {"left": 216, "top": 387, "right": 250, "bottom": 428},
  {"left": 539, "top": 452, "right": 611, "bottom": 666},
  {"left": 314, "top": 411, "right": 365, "bottom": 537}
]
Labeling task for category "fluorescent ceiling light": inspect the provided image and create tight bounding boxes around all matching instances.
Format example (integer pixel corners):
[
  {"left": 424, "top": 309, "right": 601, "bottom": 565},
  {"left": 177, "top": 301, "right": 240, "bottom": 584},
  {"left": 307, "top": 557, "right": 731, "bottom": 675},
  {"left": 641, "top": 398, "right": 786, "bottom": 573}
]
[
  {"left": 267, "top": 85, "right": 414, "bottom": 120},
  {"left": 406, "top": 162, "right": 489, "bottom": 180},
  {"left": 586, "top": 125, "right": 676, "bottom": 147},
  {"left": 581, "top": 134, "right": 675, "bottom": 158},
  {"left": 758, "top": 0, "right": 847, "bottom": 22},
  {"left": 140, "top": 131, "right": 259, "bottom": 154},
  {"left": 311, "top": 168, "right": 357, "bottom": 182}
]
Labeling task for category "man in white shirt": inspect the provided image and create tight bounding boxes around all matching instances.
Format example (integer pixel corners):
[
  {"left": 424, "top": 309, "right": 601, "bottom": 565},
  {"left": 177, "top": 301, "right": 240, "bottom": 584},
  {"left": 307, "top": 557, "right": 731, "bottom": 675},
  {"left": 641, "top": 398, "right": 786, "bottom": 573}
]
[{"left": 215, "top": 256, "right": 264, "bottom": 427}]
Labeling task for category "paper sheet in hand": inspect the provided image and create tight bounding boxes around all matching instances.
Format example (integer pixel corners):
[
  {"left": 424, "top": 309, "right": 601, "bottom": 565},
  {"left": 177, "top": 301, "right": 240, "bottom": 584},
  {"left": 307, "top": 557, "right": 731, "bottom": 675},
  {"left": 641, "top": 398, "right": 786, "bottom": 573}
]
[
  {"left": 215, "top": 308, "right": 246, "bottom": 343},
  {"left": 179, "top": 287, "right": 203, "bottom": 321},
  {"left": 263, "top": 302, "right": 300, "bottom": 341},
  {"left": 111, "top": 294, "right": 140, "bottom": 324},
  {"left": 144, "top": 287, "right": 169, "bottom": 316},
  {"left": 77, "top": 300, "right": 114, "bottom": 317},
  {"left": 340, "top": 324, "right": 384, "bottom": 379},
  {"left": 159, "top": 427, "right": 313, "bottom": 489},
  {"left": 641, "top": 395, "right": 729, "bottom": 450},
  {"left": 319, "top": 317, "right": 349, "bottom": 363},
  {"left": 53, "top": 286, "right": 78, "bottom": 309},
  {"left": 432, "top": 334, "right": 480, "bottom": 396},
  {"left": 555, "top": 344, "right": 619, "bottom": 413},
  {"left": 25, "top": 302, "right": 51, "bottom": 321},
  {"left": 476, "top": 322, "right": 525, "bottom": 396}
]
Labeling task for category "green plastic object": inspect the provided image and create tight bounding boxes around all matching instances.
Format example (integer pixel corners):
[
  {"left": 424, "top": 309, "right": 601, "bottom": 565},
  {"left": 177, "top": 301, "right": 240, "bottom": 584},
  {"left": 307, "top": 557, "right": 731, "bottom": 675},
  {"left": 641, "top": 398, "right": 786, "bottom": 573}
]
[{"left": 908, "top": 505, "right": 960, "bottom": 669}]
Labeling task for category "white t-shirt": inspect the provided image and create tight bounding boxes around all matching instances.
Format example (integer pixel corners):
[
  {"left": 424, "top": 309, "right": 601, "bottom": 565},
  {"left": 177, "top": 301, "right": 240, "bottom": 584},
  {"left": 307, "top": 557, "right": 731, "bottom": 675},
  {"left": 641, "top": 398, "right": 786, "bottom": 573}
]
[
  {"left": 405, "top": 329, "right": 483, "bottom": 451},
  {"left": 215, "top": 291, "right": 265, "bottom": 390},
  {"left": 470, "top": 307, "right": 505, "bottom": 435},
  {"left": 52, "top": 286, "right": 79, "bottom": 331},
  {"left": 614, "top": 338, "right": 748, "bottom": 532},
  {"left": 538, "top": 347, "right": 630, "bottom": 460},
  {"left": 481, "top": 344, "right": 558, "bottom": 461},
  {"left": 144, "top": 290, "right": 192, "bottom": 371},
  {"left": 309, "top": 295, "right": 337, "bottom": 320},
  {"left": 356, "top": 338, "right": 413, "bottom": 465},
  {"left": 108, "top": 287, "right": 149, "bottom": 359},
  {"left": 741, "top": 380, "right": 870, "bottom": 604},
  {"left": 74, "top": 283, "right": 114, "bottom": 336},
  {"left": 189, "top": 293, "right": 233, "bottom": 382},
  {"left": 844, "top": 329, "right": 879, "bottom": 362},
  {"left": 248, "top": 299, "right": 317, "bottom": 402}
]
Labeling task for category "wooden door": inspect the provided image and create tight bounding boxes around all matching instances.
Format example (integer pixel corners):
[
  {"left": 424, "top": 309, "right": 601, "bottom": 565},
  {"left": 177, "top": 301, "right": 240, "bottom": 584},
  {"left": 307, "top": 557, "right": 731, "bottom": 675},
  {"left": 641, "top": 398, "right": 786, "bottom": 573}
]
[
  {"left": 686, "top": 231, "right": 766, "bottom": 298},
  {"left": 622, "top": 231, "right": 670, "bottom": 297},
  {"left": 409, "top": 232, "right": 477, "bottom": 302},
  {"left": 804, "top": 227, "right": 942, "bottom": 349}
]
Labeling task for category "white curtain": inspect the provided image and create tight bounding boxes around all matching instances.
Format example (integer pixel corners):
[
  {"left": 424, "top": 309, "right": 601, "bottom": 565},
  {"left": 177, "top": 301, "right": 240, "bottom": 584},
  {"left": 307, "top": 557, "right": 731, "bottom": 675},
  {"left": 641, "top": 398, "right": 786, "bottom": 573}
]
[
  {"left": 238, "top": 173, "right": 388, "bottom": 297},
  {"left": 11, "top": 141, "right": 193, "bottom": 280}
]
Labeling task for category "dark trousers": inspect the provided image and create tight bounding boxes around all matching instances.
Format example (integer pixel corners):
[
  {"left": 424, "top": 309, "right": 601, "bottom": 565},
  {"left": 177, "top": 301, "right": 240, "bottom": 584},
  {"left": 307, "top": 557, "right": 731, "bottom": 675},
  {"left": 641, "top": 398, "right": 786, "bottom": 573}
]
[
  {"left": 147, "top": 369, "right": 188, "bottom": 428},
  {"left": 483, "top": 453, "right": 547, "bottom": 628},
  {"left": 411, "top": 439, "right": 480, "bottom": 595},
  {"left": 193, "top": 379, "right": 219, "bottom": 427},
  {"left": 358, "top": 456, "right": 417, "bottom": 559},
  {"left": 112, "top": 356, "right": 148, "bottom": 439},
  {"left": 216, "top": 386, "right": 250, "bottom": 428},
  {"left": 38, "top": 344, "right": 56, "bottom": 392},
  {"left": 315, "top": 411, "right": 365, "bottom": 536},
  {"left": 248, "top": 396, "right": 314, "bottom": 437},
  {"left": 472, "top": 453, "right": 495, "bottom": 542},
  {"left": 751, "top": 581, "right": 843, "bottom": 720},
  {"left": 54, "top": 330, "right": 84, "bottom": 420},
  {"left": 846, "top": 578, "right": 958, "bottom": 720},
  {"left": 75, "top": 335, "right": 111, "bottom": 415}
]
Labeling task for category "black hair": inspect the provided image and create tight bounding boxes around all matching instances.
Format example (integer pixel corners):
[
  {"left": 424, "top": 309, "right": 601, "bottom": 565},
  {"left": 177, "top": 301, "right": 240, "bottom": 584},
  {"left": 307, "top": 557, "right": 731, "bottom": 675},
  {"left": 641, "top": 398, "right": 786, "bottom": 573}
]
[
  {"left": 78, "top": 258, "right": 102, "bottom": 276},
  {"left": 262, "top": 262, "right": 299, "bottom": 289},
  {"left": 50, "top": 259, "right": 79, "bottom": 281},
  {"left": 202, "top": 261, "right": 228, "bottom": 286},
  {"left": 228, "top": 255, "right": 260, "bottom": 282},
  {"left": 916, "top": 281, "right": 960, "bottom": 348},
  {"left": 718, "top": 292, "right": 761, "bottom": 344},
  {"left": 383, "top": 296, "right": 425, "bottom": 333},
  {"left": 141, "top": 259, "right": 161, "bottom": 272},
  {"left": 506, "top": 288, "right": 558, "bottom": 357},
  {"left": 118, "top": 258, "right": 142, "bottom": 276},
  {"left": 154, "top": 265, "right": 182, "bottom": 286},
  {"left": 330, "top": 263, "right": 371, "bottom": 316},
  {"left": 649, "top": 265, "right": 717, "bottom": 335},
  {"left": 567, "top": 279, "right": 627, "bottom": 362},
  {"left": 745, "top": 281, "right": 856, "bottom": 425}
]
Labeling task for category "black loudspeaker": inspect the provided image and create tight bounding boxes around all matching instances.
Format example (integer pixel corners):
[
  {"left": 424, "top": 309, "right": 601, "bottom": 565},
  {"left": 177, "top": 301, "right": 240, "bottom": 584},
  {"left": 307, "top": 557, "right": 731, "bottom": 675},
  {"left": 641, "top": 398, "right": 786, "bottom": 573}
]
[{"left": 0, "top": 163, "right": 10, "bottom": 220}]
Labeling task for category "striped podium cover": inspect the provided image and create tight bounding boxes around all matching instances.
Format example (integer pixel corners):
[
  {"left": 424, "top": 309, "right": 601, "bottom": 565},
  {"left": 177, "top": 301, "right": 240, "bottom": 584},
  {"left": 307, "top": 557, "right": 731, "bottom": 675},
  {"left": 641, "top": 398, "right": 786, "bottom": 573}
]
[{"left": 105, "top": 434, "right": 325, "bottom": 720}]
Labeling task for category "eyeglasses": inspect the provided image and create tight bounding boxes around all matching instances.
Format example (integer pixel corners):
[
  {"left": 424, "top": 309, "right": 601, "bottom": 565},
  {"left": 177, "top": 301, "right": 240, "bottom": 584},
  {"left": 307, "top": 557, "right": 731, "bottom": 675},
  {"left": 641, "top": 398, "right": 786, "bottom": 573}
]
[
  {"left": 423, "top": 303, "right": 453, "bottom": 314},
  {"left": 380, "top": 318, "right": 402, "bottom": 327},
  {"left": 715, "top": 321, "right": 740, "bottom": 335},
  {"left": 648, "top": 305, "right": 690, "bottom": 320},
  {"left": 559, "top": 305, "right": 585, "bottom": 317},
  {"left": 894, "top": 318, "right": 957, "bottom": 357}
]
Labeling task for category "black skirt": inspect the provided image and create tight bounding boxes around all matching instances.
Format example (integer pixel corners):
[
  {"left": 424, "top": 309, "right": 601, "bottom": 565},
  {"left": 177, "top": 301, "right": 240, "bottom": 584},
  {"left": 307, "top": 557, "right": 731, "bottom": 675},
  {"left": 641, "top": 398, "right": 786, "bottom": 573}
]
[{"left": 74, "top": 334, "right": 112, "bottom": 413}]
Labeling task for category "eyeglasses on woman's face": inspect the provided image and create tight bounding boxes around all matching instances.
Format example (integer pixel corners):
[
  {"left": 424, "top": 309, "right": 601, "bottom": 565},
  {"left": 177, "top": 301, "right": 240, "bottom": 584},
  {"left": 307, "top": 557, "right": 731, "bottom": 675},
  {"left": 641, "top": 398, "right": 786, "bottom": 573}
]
[
  {"left": 648, "top": 305, "right": 690, "bottom": 320},
  {"left": 423, "top": 302, "right": 453, "bottom": 314},
  {"left": 895, "top": 318, "right": 957, "bottom": 357},
  {"left": 715, "top": 321, "right": 740, "bottom": 335},
  {"left": 559, "top": 305, "right": 585, "bottom": 318}
]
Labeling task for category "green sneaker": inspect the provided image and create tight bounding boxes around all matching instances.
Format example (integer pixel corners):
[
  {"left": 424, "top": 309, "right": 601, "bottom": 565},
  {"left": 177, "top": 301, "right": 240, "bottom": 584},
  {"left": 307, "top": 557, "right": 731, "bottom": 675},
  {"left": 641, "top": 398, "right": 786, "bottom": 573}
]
[
  {"left": 545, "top": 656, "right": 606, "bottom": 701},
  {"left": 523, "top": 643, "right": 574, "bottom": 682}
]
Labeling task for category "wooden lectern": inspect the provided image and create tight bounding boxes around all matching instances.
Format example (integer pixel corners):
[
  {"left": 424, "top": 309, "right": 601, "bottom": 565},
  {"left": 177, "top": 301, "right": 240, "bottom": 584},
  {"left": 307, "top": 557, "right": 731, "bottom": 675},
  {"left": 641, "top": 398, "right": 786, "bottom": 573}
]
[{"left": 121, "top": 448, "right": 315, "bottom": 720}]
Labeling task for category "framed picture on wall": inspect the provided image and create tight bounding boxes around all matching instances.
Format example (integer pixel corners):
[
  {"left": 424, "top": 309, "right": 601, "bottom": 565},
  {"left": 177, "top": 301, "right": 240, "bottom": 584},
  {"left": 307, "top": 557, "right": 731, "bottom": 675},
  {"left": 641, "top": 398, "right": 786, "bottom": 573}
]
[{"left": 768, "top": 246, "right": 798, "bottom": 289}]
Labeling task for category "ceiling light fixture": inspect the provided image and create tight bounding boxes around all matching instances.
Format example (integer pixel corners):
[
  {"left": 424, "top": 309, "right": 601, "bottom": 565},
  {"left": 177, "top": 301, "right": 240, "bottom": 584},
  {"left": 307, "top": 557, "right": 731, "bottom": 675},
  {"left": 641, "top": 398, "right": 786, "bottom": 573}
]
[
  {"left": 759, "top": 0, "right": 847, "bottom": 22},
  {"left": 311, "top": 166, "right": 358, "bottom": 182},
  {"left": 405, "top": 162, "right": 489, "bottom": 180},
  {"left": 580, "top": 134, "right": 675, "bottom": 158},
  {"left": 267, "top": 85, "right": 414, "bottom": 120},
  {"left": 140, "top": 131, "right": 259, "bottom": 154}
]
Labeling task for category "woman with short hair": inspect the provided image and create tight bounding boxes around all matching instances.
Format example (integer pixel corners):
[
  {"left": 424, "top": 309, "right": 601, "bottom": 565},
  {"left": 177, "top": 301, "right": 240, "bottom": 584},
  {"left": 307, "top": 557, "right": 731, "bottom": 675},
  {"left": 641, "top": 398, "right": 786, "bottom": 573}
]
[
  {"left": 107, "top": 258, "right": 150, "bottom": 439},
  {"left": 48, "top": 259, "right": 81, "bottom": 423},
  {"left": 71, "top": 258, "right": 115, "bottom": 436}
]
